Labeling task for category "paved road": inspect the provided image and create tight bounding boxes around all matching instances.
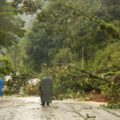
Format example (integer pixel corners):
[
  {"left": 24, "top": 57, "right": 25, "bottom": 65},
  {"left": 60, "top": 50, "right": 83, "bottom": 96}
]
[{"left": 0, "top": 97, "right": 120, "bottom": 120}]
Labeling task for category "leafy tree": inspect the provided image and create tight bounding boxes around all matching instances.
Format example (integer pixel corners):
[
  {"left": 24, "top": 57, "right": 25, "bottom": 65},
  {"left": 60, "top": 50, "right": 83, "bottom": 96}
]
[
  {"left": 23, "top": 0, "right": 119, "bottom": 70},
  {"left": 53, "top": 48, "right": 74, "bottom": 64},
  {"left": 94, "top": 42, "right": 120, "bottom": 69},
  {"left": 0, "top": 0, "right": 25, "bottom": 48}
]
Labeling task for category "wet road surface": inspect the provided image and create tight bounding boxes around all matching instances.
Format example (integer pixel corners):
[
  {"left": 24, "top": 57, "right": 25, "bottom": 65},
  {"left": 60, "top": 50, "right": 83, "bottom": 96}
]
[{"left": 0, "top": 97, "right": 120, "bottom": 120}]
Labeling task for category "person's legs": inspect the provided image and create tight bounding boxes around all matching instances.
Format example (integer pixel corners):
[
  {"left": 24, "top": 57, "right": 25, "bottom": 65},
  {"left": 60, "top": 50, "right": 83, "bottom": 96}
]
[
  {"left": 41, "top": 101, "right": 45, "bottom": 106},
  {"left": 46, "top": 102, "right": 49, "bottom": 106}
]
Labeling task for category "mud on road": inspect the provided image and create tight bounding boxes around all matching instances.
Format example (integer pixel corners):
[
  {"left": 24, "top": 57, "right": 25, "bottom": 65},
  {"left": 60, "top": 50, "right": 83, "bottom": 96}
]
[{"left": 0, "top": 96, "right": 120, "bottom": 120}]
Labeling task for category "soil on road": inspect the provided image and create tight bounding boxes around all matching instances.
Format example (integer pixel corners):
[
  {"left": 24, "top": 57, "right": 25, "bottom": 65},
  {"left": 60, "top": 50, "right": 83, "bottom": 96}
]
[{"left": 0, "top": 96, "right": 120, "bottom": 120}]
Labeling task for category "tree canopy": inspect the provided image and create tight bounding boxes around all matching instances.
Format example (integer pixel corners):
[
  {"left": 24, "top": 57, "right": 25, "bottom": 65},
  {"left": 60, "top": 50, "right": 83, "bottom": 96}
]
[
  {"left": 0, "top": 0, "right": 25, "bottom": 49},
  {"left": 15, "top": 0, "right": 120, "bottom": 71}
]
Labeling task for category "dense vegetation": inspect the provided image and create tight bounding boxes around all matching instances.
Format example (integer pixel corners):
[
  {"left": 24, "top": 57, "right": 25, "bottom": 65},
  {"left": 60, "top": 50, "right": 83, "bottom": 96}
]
[
  {"left": 0, "top": 0, "right": 120, "bottom": 108},
  {"left": 0, "top": 0, "right": 25, "bottom": 75}
]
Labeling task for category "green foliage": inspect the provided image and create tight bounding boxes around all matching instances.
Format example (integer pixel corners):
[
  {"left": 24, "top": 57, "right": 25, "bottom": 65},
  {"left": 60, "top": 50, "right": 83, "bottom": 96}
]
[
  {"left": 106, "top": 73, "right": 120, "bottom": 108},
  {"left": 23, "top": 0, "right": 120, "bottom": 71},
  {"left": 0, "top": 56, "right": 12, "bottom": 75},
  {"left": 53, "top": 48, "right": 74, "bottom": 64},
  {"left": 24, "top": 82, "right": 40, "bottom": 96},
  {"left": 38, "top": 64, "right": 100, "bottom": 99},
  {"left": 0, "top": 0, "right": 25, "bottom": 48},
  {"left": 4, "top": 70, "right": 36, "bottom": 95},
  {"left": 12, "top": 0, "right": 41, "bottom": 14},
  {"left": 94, "top": 42, "right": 120, "bottom": 69}
]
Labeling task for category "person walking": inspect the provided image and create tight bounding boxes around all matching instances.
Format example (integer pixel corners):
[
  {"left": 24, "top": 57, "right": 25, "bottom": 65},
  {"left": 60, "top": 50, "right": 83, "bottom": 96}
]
[
  {"left": 0, "top": 79, "right": 3, "bottom": 98},
  {"left": 39, "top": 75, "right": 52, "bottom": 107}
]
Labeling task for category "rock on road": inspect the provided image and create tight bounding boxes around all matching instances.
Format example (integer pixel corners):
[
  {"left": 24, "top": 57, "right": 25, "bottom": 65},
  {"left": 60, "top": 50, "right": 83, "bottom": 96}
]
[{"left": 0, "top": 96, "right": 120, "bottom": 120}]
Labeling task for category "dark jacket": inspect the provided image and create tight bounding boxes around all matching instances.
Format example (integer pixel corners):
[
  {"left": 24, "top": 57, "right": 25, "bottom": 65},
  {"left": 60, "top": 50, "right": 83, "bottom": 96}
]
[{"left": 39, "top": 76, "right": 52, "bottom": 103}]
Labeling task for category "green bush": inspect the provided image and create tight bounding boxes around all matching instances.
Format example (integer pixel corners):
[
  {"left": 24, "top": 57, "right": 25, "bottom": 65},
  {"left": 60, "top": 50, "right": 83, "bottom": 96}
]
[{"left": 24, "top": 82, "right": 40, "bottom": 96}]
